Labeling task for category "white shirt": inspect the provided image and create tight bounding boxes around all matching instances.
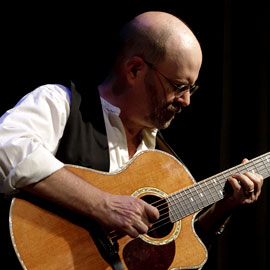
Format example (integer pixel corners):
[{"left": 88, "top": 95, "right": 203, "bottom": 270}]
[
  {"left": 101, "top": 97, "right": 158, "bottom": 172},
  {"left": 0, "top": 84, "right": 157, "bottom": 193}
]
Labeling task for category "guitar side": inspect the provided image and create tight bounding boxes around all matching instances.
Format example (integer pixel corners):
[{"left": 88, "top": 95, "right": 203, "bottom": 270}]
[{"left": 9, "top": 150, "right": 207, "bottom": 270}]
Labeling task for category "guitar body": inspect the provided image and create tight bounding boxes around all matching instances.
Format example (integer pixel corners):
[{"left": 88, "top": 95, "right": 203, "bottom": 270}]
[{"left": 9, "top": 150, "right": 207, "bottom": 269}]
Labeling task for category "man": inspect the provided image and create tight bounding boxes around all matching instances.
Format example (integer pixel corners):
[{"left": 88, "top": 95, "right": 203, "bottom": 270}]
[{"left": 0, "top": 11, "right": 263, "bottom": 269}]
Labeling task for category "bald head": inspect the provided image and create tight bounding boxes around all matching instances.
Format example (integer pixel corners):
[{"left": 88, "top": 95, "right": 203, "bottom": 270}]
[
  {"left": 114, "top": 11, "right": 202, "bottom": 71},
  {"left": 135, "top": 11, "right": 191, "bottom": 36}
]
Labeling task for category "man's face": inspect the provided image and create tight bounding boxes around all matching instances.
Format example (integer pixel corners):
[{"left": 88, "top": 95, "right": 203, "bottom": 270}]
[
  {"left": 141, "top": 48, "right": 201, "bottom": 130},
  {"left": 143, "top": 70, "right": 183, "bottom": 130}
]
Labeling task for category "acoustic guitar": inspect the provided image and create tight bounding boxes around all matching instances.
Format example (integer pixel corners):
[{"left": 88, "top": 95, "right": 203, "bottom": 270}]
[{"left": 9, "top": 150, "right": 270, "bottom": 270}]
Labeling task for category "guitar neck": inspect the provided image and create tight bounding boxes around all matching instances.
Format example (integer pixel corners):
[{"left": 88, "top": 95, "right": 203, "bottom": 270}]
[{"left": 168, "top": 152, "right": 270, "bottom": 222}]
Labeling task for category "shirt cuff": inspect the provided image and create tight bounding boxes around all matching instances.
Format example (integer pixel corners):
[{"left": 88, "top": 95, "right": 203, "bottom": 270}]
[{"left": 1, "top": 147, "right": 64, "bottom": 193}]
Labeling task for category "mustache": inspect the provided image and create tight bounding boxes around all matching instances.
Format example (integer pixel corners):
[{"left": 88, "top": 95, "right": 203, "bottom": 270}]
[{"left": 167, "top": 103, "right": 182, "bottom": 114}]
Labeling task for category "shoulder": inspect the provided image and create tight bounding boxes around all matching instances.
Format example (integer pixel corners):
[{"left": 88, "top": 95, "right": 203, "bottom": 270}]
[
  {"left": 6, "top": 84, "right": 72, "bottom": 116},
  {"left": 28, "top": 84, "right": 71, "bottom": 105}
]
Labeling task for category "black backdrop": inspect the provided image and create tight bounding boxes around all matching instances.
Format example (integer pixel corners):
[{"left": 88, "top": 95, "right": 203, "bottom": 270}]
[{"left": 2, "top": 1, "right": 269, "bottom": 269}]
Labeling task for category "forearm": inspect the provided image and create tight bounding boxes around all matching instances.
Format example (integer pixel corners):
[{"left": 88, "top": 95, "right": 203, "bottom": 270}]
[
  {"left": 22, "top": 167, "right": 106, "bottom": 219},
  {"left": 195, "top": 198, "right": 236, "bottom": 248},
  {"left": 197, "top": 198, "right": 235, "bottom": 233}
]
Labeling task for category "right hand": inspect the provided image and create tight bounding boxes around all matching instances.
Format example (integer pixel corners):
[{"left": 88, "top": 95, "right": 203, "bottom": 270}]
[{"left": 95, "top": 193, "right": 160, "bottom": 238}]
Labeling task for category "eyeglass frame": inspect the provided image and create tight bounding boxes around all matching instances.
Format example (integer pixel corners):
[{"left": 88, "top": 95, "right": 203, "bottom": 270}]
[{"left": 143, "top": 59, "right": 199, "bottom": 97}]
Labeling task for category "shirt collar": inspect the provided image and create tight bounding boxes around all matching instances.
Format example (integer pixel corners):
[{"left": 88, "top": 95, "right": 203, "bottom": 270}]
[
  {"left": 100, "top": 96, "right": 158, "bottom": 142},
  {"left": 100, "top": 97, "right": 120, "bottom": 116}
]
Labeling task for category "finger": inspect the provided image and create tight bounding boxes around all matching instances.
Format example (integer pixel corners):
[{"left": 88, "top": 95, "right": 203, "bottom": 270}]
[
  {"left": 227, "top": 175, "right": 253, "bottom": 200},
  {"left": 127, "top": 225, "right": 143, "bottom": 238},
  {"left": 128, "top": 199, "right": 158, "bottom": 236},
  {"left": 227, "top": 177, "right": 242, "bottom": 193},
  {"left": 240, "top": 158, "right": 264, "bottom": 200},
  {"left": 144, "top": 202, "right": 160, "bottom": 223},
  {"left": 243, "top": 189, "right": 256, "bottom": 200},
  {"left": 227, "top": 177, "right": 255, "bottom": 205},
  {"left": 120, "top": 215, "right": 149, "bottom": 238},
  {"left": 231, "top": 174, "right": 255, "bottom": 194},
  {"left": 244, "top": 172, "right": 263, "bottom": 199},
  {"left": 132, "top": 220, "right": 150, "bottom": 236},
  {"left": 244, "top": 172, "right": 261, "bottom": 189}
]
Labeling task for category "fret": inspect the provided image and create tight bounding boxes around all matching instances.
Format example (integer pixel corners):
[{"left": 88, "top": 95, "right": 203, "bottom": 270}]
[
  {"left": 198, "top": 180, "right": 216, "bottom": 208},
  {"left": 211, "top": 184, "right": 223, "bottom": 201},
  {"left": 186, "top": 186, "right": 201, "bottom": 212},
  {"left": 251, "top": 160, "right": 265, "bottom": 174},
  {"left": 169, "top": 190, "right": 189, "bottom": 221},
  {"left": 207, "top": 182, "right": 218, "bottom": 203},
  {"left": 262, "top": 155, "right": 270, "bottom": 177},
  {"left": 181, "top": 188, "right": 195, "bottom": 216},
  {"left": 194, "top": 185, "right": 208, "bottom": 211},
  {"left": 211, "top": 175, "right": 225, "bottom": 201},
  {"left": 197, "top": 182, "right": 212, "bottom": 206},
  {"left": 234, "top": 165, "right": 241, "bottom": 174},
  {"left": 229, "top": 168, "right": 239, "bottom": 175},
  {"left": 168, "top": 193, "right": 184, "bottom": 222},
  {"left": 201, "top": 179, "right": 216, "bottom": 204},
  {"left": 251, "top": 159, "right": 265, "bottom": 175},
  {"left": 178, "top": 188, "right": 193, "bottom": 216},
  {"left": 167, "top": 194, "right": 177, "bottom": 221},
  {"left": 182, "top": 187, "right": 198, "bottom": 217},
  {"left": 220, "top": 171, "right": 232, "bottom": 180},
  {"left": 253, "top": 154, "right": 270, "bottom": 175},
  {"left": 243, "top": 162, "right": 249, "bottom": 173},
  {"left": 169, "top": 185, "right": 207, "bottom": 221},
  {"left": 193, "top": 185, "right": 207, "bottom": 210},
  {"left": 168, "top": 152, "right": 270, "bottom": 223}
]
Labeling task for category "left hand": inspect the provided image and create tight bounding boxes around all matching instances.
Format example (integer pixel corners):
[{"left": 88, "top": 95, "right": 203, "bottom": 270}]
[
  {"left": 227, "top": 158, "right": 264, "bottom": 205},
  {"left": 197, "top": 158, "right": 264, "bottom": 236}
]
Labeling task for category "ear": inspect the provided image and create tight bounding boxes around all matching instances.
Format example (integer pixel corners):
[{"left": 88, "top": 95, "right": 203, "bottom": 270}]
[{"left": 125, "top": 56, "right": 146, "bottom": 81}]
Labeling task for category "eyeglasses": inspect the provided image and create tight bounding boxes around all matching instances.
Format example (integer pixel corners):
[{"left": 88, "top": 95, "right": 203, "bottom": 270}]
[{"left": 144, "top": 60, "right": 199, "bottom": 97}]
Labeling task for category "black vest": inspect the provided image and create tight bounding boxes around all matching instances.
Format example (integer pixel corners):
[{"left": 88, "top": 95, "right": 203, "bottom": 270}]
[{"left": 55, "top": 80, "right": 110, "bottom": 172}]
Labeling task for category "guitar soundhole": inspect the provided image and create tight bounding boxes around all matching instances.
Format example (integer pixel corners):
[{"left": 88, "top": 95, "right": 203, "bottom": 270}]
[{"left": 141, "top": 195, "right": 173, "bottom": 238}]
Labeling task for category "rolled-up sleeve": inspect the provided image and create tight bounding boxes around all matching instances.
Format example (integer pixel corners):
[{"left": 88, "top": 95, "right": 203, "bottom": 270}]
[{"left": 0, "top": 84, "right": 71, "bottom": 193}]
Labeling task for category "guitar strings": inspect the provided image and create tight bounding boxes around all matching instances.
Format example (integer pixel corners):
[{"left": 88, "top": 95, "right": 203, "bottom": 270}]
[
  {"left": 109, "top": 189, "right": 222, "bottom": 242},
  {"left": 109, "top": 157, "right": 269, "bottom": 241},
  {"left": 108, "top": 188, "right": 222, "bottom": 241}
]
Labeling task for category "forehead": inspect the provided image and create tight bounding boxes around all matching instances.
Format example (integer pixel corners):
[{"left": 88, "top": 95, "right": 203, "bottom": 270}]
[{"left": 157, "top": 40, "right": 202, "bottom": 84}]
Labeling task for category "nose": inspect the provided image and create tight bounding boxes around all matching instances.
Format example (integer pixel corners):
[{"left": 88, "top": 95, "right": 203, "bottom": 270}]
[{"left": 175, "top": 91, "right": 190, "bottom": 107}]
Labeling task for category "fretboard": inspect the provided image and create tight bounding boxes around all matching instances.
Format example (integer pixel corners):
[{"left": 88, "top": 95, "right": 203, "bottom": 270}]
[{"left": 168, "top": 152, "right": 270, "bottom": 222}]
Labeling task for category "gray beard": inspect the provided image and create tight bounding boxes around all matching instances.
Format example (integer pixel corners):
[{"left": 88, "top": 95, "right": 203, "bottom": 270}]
[
  {"left": 144, "top": 74, "right": 182, "bottom": 130},
  {"left": 153, "top": 103, "right": 182, "bottom": 129}
]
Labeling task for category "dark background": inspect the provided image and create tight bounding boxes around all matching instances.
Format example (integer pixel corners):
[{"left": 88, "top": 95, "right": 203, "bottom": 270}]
[{"left": 1, "top": 1, "right": 269, "bottom": 269}]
